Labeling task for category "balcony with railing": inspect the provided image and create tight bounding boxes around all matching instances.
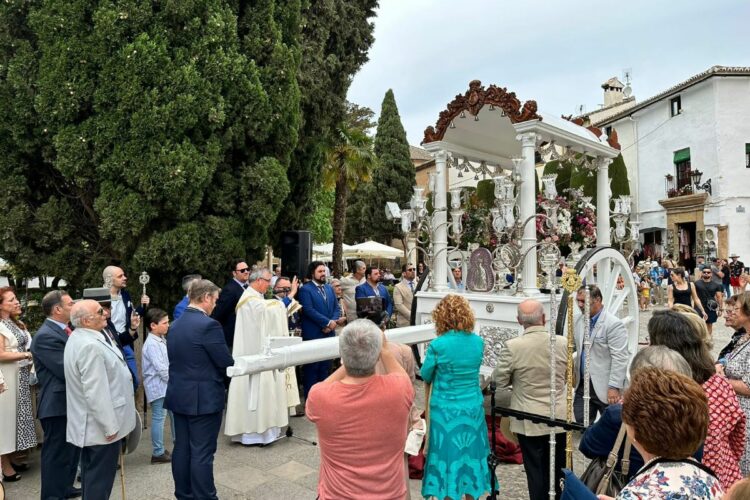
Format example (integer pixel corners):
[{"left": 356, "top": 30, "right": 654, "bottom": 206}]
[{"left": 664, "top": 170, "right": 711, "bottom": 199}]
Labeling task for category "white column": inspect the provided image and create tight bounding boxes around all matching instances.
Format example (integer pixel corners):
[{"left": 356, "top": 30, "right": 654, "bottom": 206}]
[
  {"left": 517, "top": 133, "right": 539, "bottom": 295},
  {"left": 432, "top": 150, "right": 449, "bottom": 291},
  {"left": 596, "top": 158, "right": 612, "bottom": 247}
]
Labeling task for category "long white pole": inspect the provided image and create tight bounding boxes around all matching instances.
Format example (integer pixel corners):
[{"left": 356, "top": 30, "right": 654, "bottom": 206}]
[
  {"left": 517, "top": 133, "right": 539, "bottom": 295},
  {"left": 228, "top": 324, "right": 436, "bottom": 377}
]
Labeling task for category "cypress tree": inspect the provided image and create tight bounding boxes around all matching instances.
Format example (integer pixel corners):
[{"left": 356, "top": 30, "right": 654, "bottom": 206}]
[{"left": 367, "top": 89, "right": 416, "bottom": 244}]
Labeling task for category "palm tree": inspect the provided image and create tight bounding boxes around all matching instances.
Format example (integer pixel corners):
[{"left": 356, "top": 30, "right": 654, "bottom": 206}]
[{"left": 322, "top": 125, "right": 378, "bottom": 277}]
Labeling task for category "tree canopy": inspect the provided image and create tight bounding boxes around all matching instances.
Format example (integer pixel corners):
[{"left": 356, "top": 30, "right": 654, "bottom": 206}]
[{"left": 0, "top": 0, "right": 376, "bottom": 305}]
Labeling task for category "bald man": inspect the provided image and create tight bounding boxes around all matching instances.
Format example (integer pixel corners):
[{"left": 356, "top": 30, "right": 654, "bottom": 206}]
[
  {"left": 64, "top": 299, "right": 136, "bottom": 499},
  {"left": 492, "top": 300, "right": 567, "bottom": 500}
]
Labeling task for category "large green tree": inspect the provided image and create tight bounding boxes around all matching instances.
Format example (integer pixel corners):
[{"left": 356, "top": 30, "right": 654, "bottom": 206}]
[
  {"left": 0, "top": 0, "right": 308, "bottom": 305},
  {"left": 322, "top": 125, "right": 377, "bottom": 277},
  {"left": 273, "top": 0, "right": 378, "bottom": 240}
]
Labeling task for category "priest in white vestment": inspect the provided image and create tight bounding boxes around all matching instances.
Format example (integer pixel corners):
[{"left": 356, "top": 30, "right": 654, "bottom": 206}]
[{"left": 225, "top": 267, "right": 300, "bottom": 445}]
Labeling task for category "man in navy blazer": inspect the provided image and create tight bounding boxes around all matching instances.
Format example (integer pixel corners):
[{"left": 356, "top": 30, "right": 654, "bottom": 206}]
[
  {"left": 30, "top": 290, "right": 81, "bottom": 500},
  {"left": 355, "top": 267, "right": 393, "bottom": 319},
  {"left": 298, "top": 261, "right": 342, "bottom": 396},
  {"left": 211, "top": 260, "right": 250, "bottom": 349},
  {"left": 165, "top": 279, "right": 234, "bottom": 500}
]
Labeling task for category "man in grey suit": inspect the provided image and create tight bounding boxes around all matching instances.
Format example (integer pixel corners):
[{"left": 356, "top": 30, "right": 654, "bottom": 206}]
[
  {"left": 30, "top": 291, "right": 81, "bottom": 499},
  {"left": 64, "top": 299, "right": 136, "bottom": 499},
  {"left": 573, "top": 285, "right": 631, "bottom": 423}
]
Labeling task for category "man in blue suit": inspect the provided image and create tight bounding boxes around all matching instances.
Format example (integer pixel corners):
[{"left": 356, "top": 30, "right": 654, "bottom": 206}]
[
  {"left": 173, "top": 273, "right": 202, "bottom": 320},
  {"left": 355, "top": 267, "right": 393, "bottom": 320},
  {"left": 165, "top": 279, "right": 234, "bottom": 500},
  {"left": 30, "top": 290, "right": 82, "bottom": 500},
  {"left": 298, "top": 261, "right": 341, "bottom": 397}
]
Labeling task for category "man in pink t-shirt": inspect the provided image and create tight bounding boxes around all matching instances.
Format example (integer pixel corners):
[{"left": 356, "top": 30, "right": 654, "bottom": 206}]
[{"left": 306, "top": 319, "right": 415, "bottom": 500}]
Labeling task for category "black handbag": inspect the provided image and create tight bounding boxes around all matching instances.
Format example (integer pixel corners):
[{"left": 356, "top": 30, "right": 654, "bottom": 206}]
[{"left": 579, "top": 423, "right": 632, "bottom": 496}]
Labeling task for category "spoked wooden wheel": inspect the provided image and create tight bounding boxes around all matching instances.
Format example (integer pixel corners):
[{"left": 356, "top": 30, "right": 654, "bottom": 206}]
[{"left": 555, "top": 246, "right": 640, "bottom": 356}]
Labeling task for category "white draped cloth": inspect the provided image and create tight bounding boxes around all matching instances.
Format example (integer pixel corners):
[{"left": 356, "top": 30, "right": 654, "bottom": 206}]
[{"left": 224, "top": 287, "right": 300, "bottom": 444}]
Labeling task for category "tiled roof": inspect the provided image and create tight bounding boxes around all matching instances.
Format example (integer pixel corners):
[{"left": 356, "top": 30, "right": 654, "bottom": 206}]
[
  {"left": 576, "top": 97, "right": 636, "bottom": 120},
  {"left": 409, "top": 145, "right": 433, "bottom": 161},
  {"left": 595, "top": 65, "right": 750, "bottom": 126}
]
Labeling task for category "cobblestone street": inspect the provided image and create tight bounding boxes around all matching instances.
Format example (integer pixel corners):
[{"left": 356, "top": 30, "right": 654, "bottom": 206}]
[{"left": 5, "top": 305, "right": 734, "bottom": 500}]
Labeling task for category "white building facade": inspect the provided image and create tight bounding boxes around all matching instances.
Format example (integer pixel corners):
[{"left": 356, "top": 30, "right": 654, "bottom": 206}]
[{"left": 595, "top": 66, "right": 750, "bottom": 270}]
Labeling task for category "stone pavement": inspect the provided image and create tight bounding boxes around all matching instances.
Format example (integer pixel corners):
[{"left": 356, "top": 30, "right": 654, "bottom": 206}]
[{"left": 4, "top": 305, "right": 734, "bottom": 500}]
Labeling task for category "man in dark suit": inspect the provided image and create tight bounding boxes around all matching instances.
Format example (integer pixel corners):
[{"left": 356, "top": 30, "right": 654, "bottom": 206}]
[
  {"left": 355, "top": 267, "right": 393, "bottom": 320},
  {"left": 165, "top": 279, "right": 234, "bottom": 500},
  {"left": 30, "top": 290, "right": 82, "bottom": 499},
  {"left": 298, "top": 261, "right": 341, "bottom": 397},
  {"left": 211, "top": 259, "right": 250, "bottom": 349}
]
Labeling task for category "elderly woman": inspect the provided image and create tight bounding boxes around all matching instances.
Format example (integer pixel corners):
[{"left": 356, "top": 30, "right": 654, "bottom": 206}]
[
  {"left": 601, "top": 368, "right": 724, "bottom": 498},
  {"left": 0, "top": 287, "right": 37, "bottom": 482},
  {"left": 649, "top": 309, "right": 745, "bottom": 489},
  {"left": 421, "top": 294, "right": 490, "bottom": 500},
  {"left": 719, "top": 291, "right": 750, "bottom": 476},
  {"left": 580, "top": 346, "right": 695, "bottom": 481}
]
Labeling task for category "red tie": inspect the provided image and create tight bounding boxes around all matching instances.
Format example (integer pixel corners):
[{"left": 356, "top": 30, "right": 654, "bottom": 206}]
[{"left": 64, "top": 326, "right": 73, "bottom": 336}]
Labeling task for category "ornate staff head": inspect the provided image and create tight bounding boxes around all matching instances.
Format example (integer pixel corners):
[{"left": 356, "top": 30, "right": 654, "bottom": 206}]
[
  {"left": 139, "top": 271, "right": 150, "bottom": 296},
  {"left": 561, "top": 268, "right": 582, "bottom": 294}
]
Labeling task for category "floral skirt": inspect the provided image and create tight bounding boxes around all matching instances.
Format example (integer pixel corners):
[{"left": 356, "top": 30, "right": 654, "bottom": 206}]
[
  {"left": 16, "top": 366, "right": 38, "bottom": 451},
  {"left": 422, "top": 403, "right": 491, "bottom": 499}
]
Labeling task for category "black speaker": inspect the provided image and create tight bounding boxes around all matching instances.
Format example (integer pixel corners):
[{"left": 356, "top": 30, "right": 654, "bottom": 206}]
[{"left": 280, "top": 230, "right": 312, "bottom": 280}]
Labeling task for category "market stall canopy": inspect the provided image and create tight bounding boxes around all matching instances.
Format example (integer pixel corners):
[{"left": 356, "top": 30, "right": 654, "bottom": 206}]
[
  {"left": 344, "top": 241, "right": 404, "bottom": 259},
  {"left": 312, "top": 242, "right": 353, "bottom": 260}
]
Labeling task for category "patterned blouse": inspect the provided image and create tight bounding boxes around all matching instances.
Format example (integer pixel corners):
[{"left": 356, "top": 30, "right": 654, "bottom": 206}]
[
  {"left": 725, "top": 333, "right": 750, "bottom": 476},
  {"left": 618, "top": 458, "right": 724, "bottom": 499},
  {"left": 701, "top": 373, "right": 745, "bottom": 489}
]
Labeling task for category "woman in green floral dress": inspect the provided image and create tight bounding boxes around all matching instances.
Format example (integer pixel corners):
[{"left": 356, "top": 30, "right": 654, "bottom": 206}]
[{"left": 421, "top": 294, "right": 491, "bottom": 499}]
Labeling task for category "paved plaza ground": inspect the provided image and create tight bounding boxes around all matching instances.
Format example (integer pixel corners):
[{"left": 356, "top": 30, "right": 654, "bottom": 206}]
[{"left": 4, "top": 305, "right": 734, "bottom": 500}]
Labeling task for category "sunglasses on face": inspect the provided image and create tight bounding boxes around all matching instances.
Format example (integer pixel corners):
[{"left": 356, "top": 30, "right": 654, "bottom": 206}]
[{"left": 236, "top": 268, "right": 250, "bottom": 273}]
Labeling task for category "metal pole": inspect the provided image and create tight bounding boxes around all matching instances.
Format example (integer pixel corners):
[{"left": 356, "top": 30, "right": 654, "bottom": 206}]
[
  {"left": 548, "top": 286, "right": 558, "bottom": 500},
  {"left": 583, "top": 286, "right": 592, "bottom": 428}
]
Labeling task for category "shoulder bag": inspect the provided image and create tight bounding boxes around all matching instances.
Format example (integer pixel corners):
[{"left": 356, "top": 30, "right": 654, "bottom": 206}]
[{"left": 579, "top": 422, "right": 632, "bottom": 496}]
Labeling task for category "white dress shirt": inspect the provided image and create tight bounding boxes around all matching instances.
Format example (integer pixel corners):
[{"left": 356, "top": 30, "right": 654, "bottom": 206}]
[{"left": 110, "top": 293, "right": 127, "bottom": 333}]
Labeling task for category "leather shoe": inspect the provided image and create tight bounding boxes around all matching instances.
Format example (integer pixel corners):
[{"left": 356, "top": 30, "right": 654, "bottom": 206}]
[
  {"left": 10, "top": 461, "right": 29, "bottom": 472},
  {"left": 151, "top": 453, "right": 171, "bottom": 464},
  {"left": 2, "top": 471, "right": 21, "bottom": 482},
  {"left": 65, "top": 487, "right": 83, "bottom": 498}
]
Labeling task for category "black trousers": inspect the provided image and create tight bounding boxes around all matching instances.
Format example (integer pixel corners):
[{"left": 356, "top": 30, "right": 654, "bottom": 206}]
[
  {"left": 80, "top": 441, "right": 120, "bottom": 500},
  {"left": 172, "top": 411, "right": 223, "bottom": 500},
  {"left": 516, "top": 433, "right": 567, "bottom": 500},
  {"left": 40, "top": 416, "right": 81, "bottom": 500},
  {"left": 573, "top": 380, "right": 609, "bottom": 424}
]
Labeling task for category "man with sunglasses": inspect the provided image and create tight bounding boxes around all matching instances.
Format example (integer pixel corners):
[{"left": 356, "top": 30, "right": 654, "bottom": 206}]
[
  {"left": 696, "top": 267, "right": 725, "bottom": 336},
  {"left": 393, "top": 264, "right": 416, "bottom": 328},
  {"left": 64, "top": 299, "right": 136, "bottom": 499},
  {"left": 211, "top": 259, "right": 250, "bottom": 350}
]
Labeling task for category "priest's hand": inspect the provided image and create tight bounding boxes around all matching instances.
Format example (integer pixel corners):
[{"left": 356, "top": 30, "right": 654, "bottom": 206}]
[
  {"left": 289, "top": 276, "right": 299, "bottom": 299},
  {"left": 140, "top": 294, "right": 150, "bottom": 307}
]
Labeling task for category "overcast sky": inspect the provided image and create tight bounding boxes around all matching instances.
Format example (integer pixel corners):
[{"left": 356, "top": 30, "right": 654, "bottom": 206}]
[{"left": 347, "top": 0, "right": 750, "bottom": 146}]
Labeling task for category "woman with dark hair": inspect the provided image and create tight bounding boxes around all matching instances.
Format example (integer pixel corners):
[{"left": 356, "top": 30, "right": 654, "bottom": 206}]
[
  {"left": 649, "top": 309, "right": 745, "bottom": 488},
  {"left": 719, "top": 292, "right": 750, "bottom": 476},
  {"left": 0, "top": 287, "right": 37, "bottom": 481},
  {"left": 421, "top": 294, "right": 490, "bottom": 500},
  {"left": 598, "top": 368, "right": 724, "bottom": 499},
  {"left": 667, "top": 267, "right": 707, "bottom": 319}
]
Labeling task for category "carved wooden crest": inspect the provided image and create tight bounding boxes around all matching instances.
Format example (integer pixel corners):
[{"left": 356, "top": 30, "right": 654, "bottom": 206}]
[{"left": 422, "top": 80, "right": 541, "bottom": 144}]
